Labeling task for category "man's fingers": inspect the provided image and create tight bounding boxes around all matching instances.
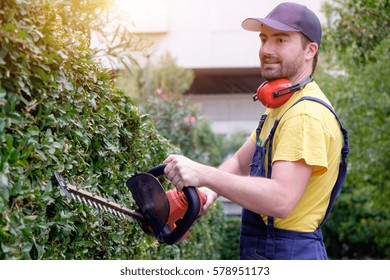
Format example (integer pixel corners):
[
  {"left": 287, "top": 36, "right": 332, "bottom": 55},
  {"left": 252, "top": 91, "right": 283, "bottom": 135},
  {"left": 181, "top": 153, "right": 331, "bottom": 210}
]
[
  {"left": 163, "top": 154, "right": 201, "bottom": 192},
  {"left": 163, "top": 159, "right": 185, "bottom": 191},
  {"left": 170, "top": 173, "right": 184, "bottom": 192},
  {"left": 163, "top": 154, "right": 181, "bottom": 164}
]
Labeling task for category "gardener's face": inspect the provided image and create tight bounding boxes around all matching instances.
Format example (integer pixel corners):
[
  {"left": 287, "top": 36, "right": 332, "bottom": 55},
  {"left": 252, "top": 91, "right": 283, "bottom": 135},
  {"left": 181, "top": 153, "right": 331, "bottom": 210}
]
[{"left": 259, "top": 25, "right": 306, "bottom": 82}]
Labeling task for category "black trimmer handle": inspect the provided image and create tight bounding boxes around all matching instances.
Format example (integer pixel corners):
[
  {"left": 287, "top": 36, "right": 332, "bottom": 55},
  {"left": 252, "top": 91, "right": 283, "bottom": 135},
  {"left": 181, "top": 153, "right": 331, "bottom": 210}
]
[
  {"left": 146, "top": 164, "right": 201, "bottom": 245},
  {"left": 145, "top": 164, "right": 167, "bottom": 177}
]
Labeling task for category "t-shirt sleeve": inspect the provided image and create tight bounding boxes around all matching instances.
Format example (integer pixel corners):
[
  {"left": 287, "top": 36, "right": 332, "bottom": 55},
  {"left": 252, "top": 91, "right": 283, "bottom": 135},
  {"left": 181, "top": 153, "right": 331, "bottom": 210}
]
[
  {"left": 250, "top": 129, "right": 257, "bottom": 143},
  {"left": 272, "top": 115, "right": 328, "bottom": 176}
]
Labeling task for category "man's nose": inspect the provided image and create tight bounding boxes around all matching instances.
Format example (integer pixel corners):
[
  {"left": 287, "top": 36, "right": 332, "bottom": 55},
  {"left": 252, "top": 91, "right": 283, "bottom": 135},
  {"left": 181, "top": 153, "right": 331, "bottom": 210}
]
[{"left": 260, "top": 41, "right": 274, "bottom": 55}]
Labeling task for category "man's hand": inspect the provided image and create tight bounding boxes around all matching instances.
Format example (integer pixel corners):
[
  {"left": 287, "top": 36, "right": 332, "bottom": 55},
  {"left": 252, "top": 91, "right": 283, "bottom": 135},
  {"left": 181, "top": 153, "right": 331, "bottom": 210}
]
[
  {"left": 164, "top": 155, "right": 218, "bottom": 215},
  {"left": 163, "top": 154, "right": 203, "bottom": 191},
  {"left": 198, "top": 187, "right": 218, "bottom": 215}
]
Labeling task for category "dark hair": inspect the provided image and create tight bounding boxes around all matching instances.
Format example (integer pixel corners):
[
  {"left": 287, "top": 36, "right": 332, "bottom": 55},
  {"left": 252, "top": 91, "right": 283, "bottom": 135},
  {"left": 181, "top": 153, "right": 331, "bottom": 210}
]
[{"left": 301, "top": 34, "right": 318, "bottom": 74}]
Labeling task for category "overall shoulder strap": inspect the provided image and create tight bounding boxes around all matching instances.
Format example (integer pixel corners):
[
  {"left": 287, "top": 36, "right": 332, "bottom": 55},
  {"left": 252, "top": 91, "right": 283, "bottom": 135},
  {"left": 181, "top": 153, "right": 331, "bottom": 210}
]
[
  {"left": 294, "top": 97, "right": 349, "bottom": 227},
  {"left": 268, "top": 96, "right": 349, "bottom": 227},
  {"left": 292, "top": 96, "right": 349, "bottom": 161}
]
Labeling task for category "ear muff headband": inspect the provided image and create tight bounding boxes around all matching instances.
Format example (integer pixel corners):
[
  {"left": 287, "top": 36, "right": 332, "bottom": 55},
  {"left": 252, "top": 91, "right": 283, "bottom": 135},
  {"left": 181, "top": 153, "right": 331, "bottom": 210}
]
[{"left": 273, "top": 76, "right": 314, "bottom": 97}]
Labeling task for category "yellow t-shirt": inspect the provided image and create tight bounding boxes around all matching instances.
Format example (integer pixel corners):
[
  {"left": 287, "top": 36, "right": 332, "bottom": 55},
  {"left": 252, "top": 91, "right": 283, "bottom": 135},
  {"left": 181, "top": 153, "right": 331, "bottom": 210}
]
[{"left": 250, "top": 81, "right": 343, "bottom": 232}]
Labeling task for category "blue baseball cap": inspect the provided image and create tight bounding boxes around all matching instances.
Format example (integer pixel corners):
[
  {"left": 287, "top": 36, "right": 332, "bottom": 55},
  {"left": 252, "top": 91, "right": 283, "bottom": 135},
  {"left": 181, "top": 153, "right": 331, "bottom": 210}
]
[{"left": 242, "top": 2, "right": 322, "bottom": 48}]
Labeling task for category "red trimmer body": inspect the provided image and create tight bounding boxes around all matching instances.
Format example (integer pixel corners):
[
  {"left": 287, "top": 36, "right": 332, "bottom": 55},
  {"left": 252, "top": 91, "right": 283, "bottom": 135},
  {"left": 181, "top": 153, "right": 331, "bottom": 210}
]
[
  {"left": 165, "top": 189, "right": 207, "bottom": 240},
  {"left": 126, "top": 164, "right": 207, "bottom": 244}
]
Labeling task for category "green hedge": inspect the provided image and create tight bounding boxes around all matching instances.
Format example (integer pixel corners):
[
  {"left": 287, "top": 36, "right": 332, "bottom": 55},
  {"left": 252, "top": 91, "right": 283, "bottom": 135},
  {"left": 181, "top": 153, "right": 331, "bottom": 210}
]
[
  {"left": 0, "top": 0, "right": 225, "bottom": 259},
  {"left": 220, "top": 217, "right": 240, "bottom": 260}
]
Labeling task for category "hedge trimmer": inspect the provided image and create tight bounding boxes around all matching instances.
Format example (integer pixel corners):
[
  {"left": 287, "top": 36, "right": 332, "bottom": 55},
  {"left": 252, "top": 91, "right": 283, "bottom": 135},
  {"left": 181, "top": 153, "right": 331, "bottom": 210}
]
[{"left": 54, "top": 164, "right": 206, "bottom": 245}]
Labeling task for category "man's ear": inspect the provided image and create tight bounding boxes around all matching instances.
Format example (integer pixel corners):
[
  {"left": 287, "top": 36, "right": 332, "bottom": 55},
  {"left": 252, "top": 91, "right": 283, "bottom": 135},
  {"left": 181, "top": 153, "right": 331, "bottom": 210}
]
[{"left": 306, "top": 42, "right": 318, "bottom": 60}]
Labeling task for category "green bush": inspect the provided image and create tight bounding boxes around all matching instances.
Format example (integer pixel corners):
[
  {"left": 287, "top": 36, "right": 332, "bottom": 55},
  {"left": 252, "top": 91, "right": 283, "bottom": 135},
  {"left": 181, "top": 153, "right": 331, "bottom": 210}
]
[
  {"left": 317, "top": 39, "right": 390, "bottom": 259},
  {"left": 0, "top": 0, "right": 225, "bottom": 260},
  {"left": 220, "top": 217, "right": 240, "bottom": 260}
]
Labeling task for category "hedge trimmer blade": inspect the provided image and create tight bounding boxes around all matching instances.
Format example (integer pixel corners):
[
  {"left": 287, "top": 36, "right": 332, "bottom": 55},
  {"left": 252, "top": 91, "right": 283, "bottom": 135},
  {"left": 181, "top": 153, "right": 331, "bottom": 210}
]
[{"left": 54, "top": 172, "right": 144, "bottom": 221}]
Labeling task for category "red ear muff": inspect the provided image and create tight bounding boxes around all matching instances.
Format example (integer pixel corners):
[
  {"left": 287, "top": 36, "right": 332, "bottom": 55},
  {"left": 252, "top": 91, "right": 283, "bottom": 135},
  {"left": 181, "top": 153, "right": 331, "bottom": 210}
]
[
  {"left": 256, "top": 79, "right": 293, "bottom": 109},
  {"left": 252, "top": 76, "right": 314, "bottom": 109}
]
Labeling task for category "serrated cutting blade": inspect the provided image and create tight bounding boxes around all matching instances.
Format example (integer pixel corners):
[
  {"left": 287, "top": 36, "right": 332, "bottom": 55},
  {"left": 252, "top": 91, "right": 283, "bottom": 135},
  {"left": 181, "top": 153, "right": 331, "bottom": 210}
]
[{"left": 54, "top": 172, "right": 144, "bottom": 221}]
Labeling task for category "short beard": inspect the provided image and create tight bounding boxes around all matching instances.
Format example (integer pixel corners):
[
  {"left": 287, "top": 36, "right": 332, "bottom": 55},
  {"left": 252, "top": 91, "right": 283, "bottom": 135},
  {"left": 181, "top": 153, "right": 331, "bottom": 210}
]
[
  {"left": 260, "top": 67, "right": 283, "bottom": 81},
  {"left": 260, "top": 53, "right": 303, "bottom": 81}
]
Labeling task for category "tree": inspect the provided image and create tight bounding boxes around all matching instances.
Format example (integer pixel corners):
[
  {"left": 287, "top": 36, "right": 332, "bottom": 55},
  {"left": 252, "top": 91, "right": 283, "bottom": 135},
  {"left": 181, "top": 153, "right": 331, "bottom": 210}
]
[
  {"left": 321, "top": 0, "right": 389, "bottom": 65},
  {"left": 318, "top": 0, "right": 390, "bottom": 259}
]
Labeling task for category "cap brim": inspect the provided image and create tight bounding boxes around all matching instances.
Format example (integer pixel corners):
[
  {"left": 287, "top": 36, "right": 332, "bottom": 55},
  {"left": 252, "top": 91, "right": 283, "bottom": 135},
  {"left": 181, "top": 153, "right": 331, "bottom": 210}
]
[{"left": 242, "top": 18, "right": 300, "bottom": 33}]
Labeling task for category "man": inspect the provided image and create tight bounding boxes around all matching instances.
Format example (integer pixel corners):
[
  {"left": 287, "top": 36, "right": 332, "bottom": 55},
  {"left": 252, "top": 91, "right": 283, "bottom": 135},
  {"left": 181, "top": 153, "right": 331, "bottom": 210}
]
[{"left": 164, "top": 2, "right": 348, "bottom": 259}]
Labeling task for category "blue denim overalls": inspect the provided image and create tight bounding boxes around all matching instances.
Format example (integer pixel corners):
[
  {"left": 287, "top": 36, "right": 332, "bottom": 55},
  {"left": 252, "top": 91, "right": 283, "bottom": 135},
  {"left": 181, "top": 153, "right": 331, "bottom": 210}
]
[{"left": 240, "top": 97, "right": 349, "bottom": 260}]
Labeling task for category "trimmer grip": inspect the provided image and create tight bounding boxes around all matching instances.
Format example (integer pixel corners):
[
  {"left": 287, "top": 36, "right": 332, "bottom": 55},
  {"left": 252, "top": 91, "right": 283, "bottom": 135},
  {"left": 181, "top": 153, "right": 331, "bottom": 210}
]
[
  {"left": 146, "top": 164, "right": 167, "bottom": 177},
  {"left": 159, "top": 186, "right": 200, "bottom": 244},
  {"left": 145, "top": 163, "right": 202, "bottom": 245}
]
